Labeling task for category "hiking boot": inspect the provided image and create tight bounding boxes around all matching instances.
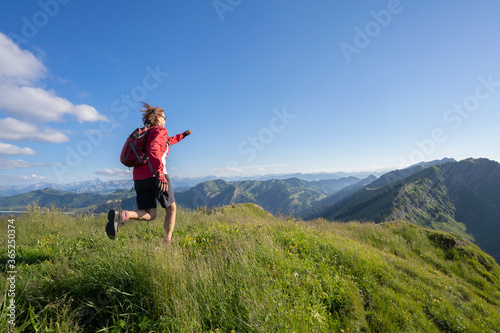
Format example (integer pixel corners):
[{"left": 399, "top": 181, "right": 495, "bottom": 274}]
[{"left": 106, "top": 209, "right": 122, "bottom": 239}]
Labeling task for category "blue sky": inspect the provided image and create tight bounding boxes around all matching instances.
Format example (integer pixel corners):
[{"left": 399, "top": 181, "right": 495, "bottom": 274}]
[{"left": 1, "top": 0, "right": 499, "bottom": 185}]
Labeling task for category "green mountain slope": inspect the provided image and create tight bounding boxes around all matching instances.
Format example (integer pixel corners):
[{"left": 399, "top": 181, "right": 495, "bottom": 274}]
[
  {"left": 309, "top": 176, "right": 362, "bottom": 195},
  {"left": 302, "top": 175, "right": 377, "bottom": 220},
  {"left": 368, "top": 157, "right": 456, "bottom": 188},
  {"left": 0, "top": 188, "right": 102, "bottom": 211},
  {"left": 1, "top": 204, "right": 499, "bottom": 331},
  {"left": 175, "top": 177, "right": 359, "bottom": 216},
  {"left": 312, "top": 158, "right": 500, "bottom": 262},
  {"left": 0, "top": 188, "right": 136, "bottom": 213},
  {"left": 303, "top": 158, "right": 455, "bottom": 221}
]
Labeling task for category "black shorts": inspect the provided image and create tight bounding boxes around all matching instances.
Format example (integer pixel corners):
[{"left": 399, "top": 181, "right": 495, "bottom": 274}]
[{"left": 134, "top": 176, "right": 175, "bottom": 210}]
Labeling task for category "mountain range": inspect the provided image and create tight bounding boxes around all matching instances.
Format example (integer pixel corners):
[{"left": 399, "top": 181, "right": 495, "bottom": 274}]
[
  {"left": 0, "top": 188, "right": 137, "bottom": 213},
  {"left": 306, "top": 158, "right": 500, "bottom": 262},
  {"left": 1, "top": 157, "right": 499, "bottom": 262},
  {"left": 303, "top": 158, "right": 457, "bottom": 220},
  {"left": 0, "top": 179, "right": 134, "bottom": 197},
  {"left": 0, "top": 171, "right": 383, "bottom": 197},
  {"left": 175, "top": 176, "right": 362, "bottom": 216},
  {"left": 0, "top": 175, "right": 365, "bottom": 215}
]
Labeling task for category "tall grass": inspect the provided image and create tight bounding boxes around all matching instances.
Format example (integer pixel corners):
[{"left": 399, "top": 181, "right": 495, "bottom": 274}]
[{"left": 0, "top": 203, "right": 499, "bottom": 332}]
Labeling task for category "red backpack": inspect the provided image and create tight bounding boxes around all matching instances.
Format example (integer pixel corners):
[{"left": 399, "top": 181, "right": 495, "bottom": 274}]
[{"left": 120, "top": 127, "right": 154, "bottom": 173}]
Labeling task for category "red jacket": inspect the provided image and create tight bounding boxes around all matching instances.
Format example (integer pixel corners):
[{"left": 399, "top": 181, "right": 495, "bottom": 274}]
[{"left": 133, "top": 126, "right": 184, "bottom": 182}]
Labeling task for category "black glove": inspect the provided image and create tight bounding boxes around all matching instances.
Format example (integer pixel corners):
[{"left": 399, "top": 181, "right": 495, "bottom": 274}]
[
  {"left": 183, "top": 130, "right": 192, "bottom": 138},
  {"left": 157, "top": 176, "right": 168, "bottom": 192}
]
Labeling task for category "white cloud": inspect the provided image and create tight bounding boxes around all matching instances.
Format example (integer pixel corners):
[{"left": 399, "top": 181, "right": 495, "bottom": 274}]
[
  {"left": 0, "top": 143, "right": 36, "bottom": 155},
  {"left": 0, "top": 117, "right": 69, "bottom": 143},
  {"left": 0, "top": 32, "right": 45, "bottom": 85},
  {"left": 96, "top": 168, "right": 132, "bottom": 178},
  {"left": 0, "top": 158, "right": 46, "bottom": 170},
  {"left": 0, "top": 86, "right": 106, "bottom": 123},
  {"left": 0, "top": 32, "right": 107, "bottom": 123},
  {"left": 19, "top": 174, "right": 45, "bottom": 181}
]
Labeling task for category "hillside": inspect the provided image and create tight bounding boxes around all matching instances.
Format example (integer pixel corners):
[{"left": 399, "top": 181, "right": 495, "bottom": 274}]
[
  {"left": 175, "top": 177, "right": 361, "bottom": 216},
  {"left": 1, "top": 204, "right": 499, "bottom": 331},
  {"left": 303, "top": 158, "right": 455, "bottom": 221},
  {"left": 0, "top": 188, "right": 102, "bottom": 211},
  {"left": 309, "top": 176, "right": 362, "bottom": 194},
  {"left": 302, "top": 175, "right": 377, "bottom": 220},
  {"left": 0, "top": 179, "right": 134, "bottom": 197},
  {"left": 0, "top": 188, "right": 137, "bottom": 213},
  {"left": 368, "top": 157, "right": 456, "bottom": 188},
  {"left": 309, "top": 158, "right": 500, "bottom": 262}
]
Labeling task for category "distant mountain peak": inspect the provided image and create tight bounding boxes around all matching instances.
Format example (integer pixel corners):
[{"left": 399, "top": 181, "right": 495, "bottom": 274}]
[{"left": 412, "top": 157, "right": 456, "bottom": 167}]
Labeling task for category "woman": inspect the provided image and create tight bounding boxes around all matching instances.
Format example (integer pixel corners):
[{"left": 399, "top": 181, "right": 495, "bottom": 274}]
[{"left": 106, "top": 102, "right": 192, "bottom": 245}]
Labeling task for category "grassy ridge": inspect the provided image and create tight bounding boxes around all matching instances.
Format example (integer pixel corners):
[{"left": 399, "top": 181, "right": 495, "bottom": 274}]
[{"left": 1, "top": 203, "right": 499, "bottom": 332}]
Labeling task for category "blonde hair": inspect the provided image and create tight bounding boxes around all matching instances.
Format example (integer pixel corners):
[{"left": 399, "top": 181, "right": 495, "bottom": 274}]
[{"left": 140, "top": 102, "right": 164, "bottom": 126}]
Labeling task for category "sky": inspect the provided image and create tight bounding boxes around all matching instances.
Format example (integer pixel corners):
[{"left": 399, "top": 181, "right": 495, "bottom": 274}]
[{"left": 0, "top": 0, "right": 499, "bottom": 185}]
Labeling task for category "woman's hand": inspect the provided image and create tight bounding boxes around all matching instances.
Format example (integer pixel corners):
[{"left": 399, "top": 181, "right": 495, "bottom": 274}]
[{"left": 158, "top": 177, "right": 168, "bottom": 192}]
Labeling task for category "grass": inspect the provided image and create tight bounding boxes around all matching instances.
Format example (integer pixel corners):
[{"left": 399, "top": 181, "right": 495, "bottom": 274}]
[{"left": 0, "top": 203, "right": 499, "bottom": 332}]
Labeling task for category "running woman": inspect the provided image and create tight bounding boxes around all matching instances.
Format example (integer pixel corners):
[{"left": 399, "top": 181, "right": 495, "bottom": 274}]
[{"left": 106, "top": 102, "right": 192, "bottom": 245}]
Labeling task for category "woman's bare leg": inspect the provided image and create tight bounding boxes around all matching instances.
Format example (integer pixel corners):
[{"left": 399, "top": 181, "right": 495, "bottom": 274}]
[
  {"left": 127, "top": 208, "right": 157, "bottom": 221},
  {"left": 163, "top": 202, "right": 176, "bottom": 244}
]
